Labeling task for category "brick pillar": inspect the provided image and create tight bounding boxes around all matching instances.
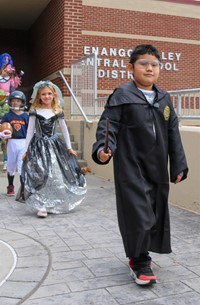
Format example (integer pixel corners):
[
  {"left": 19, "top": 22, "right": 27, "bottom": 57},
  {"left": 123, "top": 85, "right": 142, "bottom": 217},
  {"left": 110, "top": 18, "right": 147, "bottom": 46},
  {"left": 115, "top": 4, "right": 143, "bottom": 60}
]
[
  {"left": 63, "top": 0, "right": 83, "bottom": 69},
  {"left": 62, "top": 0, "right": 83, "bottom": 118}
]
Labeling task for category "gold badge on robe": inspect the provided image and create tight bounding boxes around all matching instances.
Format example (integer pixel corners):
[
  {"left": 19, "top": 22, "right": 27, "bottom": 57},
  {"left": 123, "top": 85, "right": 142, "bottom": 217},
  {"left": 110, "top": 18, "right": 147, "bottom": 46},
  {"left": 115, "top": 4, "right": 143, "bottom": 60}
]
[{"left": 163, "top": 105, "right": 170, "bottom": 121}]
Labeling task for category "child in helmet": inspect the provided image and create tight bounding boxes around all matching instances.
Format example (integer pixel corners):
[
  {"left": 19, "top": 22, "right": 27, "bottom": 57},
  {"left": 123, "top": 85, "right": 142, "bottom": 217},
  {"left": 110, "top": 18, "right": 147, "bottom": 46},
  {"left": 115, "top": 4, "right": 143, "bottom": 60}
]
[
  {"left": 0, "top": 90, "right": 29, "bottom": 195},
  {"left": 0, "top": 89, "right": 10, "bottom": 171}
]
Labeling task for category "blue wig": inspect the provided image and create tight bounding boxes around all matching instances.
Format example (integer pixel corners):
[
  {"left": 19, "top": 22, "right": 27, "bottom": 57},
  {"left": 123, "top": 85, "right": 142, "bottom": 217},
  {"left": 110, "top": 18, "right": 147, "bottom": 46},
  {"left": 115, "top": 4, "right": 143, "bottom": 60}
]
[{"left": 0, "top": 53, "right": 13, "bottom": 69}]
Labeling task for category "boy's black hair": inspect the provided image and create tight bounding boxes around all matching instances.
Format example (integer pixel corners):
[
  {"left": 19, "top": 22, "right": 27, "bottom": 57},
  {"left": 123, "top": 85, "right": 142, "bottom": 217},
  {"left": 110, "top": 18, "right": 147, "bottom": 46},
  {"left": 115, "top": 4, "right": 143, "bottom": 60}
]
[{"left": 129, "top": 44, "right": 161, "bottom": 64}]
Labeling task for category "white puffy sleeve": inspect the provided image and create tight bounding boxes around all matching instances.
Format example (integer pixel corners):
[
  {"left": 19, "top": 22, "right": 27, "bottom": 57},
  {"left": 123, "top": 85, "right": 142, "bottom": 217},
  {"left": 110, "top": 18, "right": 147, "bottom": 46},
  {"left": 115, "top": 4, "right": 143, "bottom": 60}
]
[
  {"left": 25, "top": 115, "right": 36, "bottom": 151},
  {"left": 58, "top": 118, "right": 72, "bottom": 149}
]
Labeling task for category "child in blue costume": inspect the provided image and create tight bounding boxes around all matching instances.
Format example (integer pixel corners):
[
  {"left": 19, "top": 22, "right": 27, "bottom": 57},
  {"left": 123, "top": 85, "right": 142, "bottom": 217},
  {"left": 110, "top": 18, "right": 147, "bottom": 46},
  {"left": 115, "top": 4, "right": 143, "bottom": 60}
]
[
  {"left": 1, "top": 90, "right": 29, "bottom": 195},
  {"left": 17, "top": 81, "right": 87, "bottom": 218}
]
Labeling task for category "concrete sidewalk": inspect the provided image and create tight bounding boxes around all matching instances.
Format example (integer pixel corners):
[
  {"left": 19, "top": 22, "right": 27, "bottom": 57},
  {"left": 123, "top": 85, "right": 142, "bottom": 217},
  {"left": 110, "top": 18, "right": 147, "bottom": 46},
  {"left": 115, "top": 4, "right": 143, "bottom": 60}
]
[{"left": 0, "top": 171, "right": 200, "bottom": 305}]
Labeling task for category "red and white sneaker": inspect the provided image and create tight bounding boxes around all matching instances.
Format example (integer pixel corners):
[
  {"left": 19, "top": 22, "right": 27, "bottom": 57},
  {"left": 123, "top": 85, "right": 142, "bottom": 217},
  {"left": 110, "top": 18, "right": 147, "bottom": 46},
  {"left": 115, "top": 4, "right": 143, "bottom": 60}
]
[
  {"left": 7, "top": 185, "right": 15, "bottom": 196},
  {"left": 129, "top": 257, "right": 157, "bottom": 286}
]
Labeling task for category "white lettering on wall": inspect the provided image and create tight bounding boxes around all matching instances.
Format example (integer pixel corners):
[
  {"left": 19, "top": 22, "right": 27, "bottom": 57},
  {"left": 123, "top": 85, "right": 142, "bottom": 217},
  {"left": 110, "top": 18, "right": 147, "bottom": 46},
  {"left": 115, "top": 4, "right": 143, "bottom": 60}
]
[{"left": 84, "top": 46, "right": 182, "bottom": 79}]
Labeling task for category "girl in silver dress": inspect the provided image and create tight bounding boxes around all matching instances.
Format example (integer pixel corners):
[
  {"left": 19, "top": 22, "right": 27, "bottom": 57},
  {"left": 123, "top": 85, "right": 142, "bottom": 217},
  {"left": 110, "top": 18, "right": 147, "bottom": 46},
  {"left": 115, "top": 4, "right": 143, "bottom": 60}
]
[{"left": 17, "top": 81, "right": 87, "bottom": 218}]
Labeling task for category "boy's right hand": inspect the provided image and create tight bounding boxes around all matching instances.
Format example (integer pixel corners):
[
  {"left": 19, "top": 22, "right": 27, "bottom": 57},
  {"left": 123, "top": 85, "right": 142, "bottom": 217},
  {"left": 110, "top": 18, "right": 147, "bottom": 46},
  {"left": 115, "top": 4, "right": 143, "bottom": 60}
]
[{"left": 98, "top": 149, "right": 112, "bottom": 162}]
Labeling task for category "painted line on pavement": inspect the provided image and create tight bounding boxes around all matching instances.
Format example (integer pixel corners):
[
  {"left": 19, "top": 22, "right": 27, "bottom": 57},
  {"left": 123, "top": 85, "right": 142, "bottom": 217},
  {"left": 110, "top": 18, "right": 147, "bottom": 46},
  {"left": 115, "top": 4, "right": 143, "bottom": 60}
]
[{"left": 0, "top": 239, "right": 17, "bottom": 287}]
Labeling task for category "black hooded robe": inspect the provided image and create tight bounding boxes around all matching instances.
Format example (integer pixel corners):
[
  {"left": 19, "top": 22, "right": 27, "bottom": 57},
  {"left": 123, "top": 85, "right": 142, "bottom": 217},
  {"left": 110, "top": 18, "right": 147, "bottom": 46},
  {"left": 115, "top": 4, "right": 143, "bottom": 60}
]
[{"left": 92, "top": 81, "right": 188, "bottom": 258}]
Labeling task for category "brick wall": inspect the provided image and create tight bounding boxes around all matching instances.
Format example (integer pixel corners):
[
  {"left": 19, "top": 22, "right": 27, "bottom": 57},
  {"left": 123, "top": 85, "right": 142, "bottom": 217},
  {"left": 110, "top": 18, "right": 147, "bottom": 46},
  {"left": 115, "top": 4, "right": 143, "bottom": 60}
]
[
  {"left": 63, "top": 0, "right": 83, "bottom": 65},
  {"left": 0, "top": 0, "right": 199, "bottom": 93},
  {"left": 83, "top": 7, "right": 199, "bottom": 40},
  {"left": 29, "top": 0, "right": 83, "bottom": 95},
  {"left": 29, "top": 0, "right": 65, "bottom": 84},
  {"left": 82, "top": 6, "right": 200, "bottom": 91}
]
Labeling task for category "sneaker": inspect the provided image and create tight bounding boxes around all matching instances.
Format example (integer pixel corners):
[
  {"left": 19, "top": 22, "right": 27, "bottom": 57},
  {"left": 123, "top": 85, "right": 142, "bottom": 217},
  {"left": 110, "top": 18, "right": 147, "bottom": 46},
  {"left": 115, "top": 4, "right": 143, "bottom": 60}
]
[
  {"left": 7, "top": 185, "right": 15, "bottom": 196},
  {"left": 129, "top": 258, "right": 157, "bottom": 286},
  {"left": 37, "top": 209, "right": 48, "bottom": 218}
]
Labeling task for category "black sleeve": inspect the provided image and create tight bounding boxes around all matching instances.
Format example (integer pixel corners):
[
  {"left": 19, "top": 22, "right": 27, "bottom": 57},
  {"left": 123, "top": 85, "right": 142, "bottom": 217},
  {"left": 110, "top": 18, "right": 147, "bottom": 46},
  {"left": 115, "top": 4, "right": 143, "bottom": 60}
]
[
  {"left": 168, "top": 99, "right": 188, "bottom": 182},
  {"left": 92, "top": 100, "right": 122, "bottom": 165}
]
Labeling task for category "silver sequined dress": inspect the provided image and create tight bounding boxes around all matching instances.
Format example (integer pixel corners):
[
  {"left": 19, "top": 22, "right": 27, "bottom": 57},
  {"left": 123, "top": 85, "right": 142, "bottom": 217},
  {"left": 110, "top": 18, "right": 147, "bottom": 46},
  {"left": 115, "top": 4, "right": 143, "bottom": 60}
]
[{"left": 17, "top": 109, "right": 87, "bottom": 213}]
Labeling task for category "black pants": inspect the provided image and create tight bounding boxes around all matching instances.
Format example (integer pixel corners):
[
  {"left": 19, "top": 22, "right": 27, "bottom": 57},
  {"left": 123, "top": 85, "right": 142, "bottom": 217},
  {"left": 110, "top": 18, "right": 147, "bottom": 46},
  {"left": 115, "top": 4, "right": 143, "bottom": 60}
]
[{"left": 129, "top": 252, "right": 152, "bottom": 271}]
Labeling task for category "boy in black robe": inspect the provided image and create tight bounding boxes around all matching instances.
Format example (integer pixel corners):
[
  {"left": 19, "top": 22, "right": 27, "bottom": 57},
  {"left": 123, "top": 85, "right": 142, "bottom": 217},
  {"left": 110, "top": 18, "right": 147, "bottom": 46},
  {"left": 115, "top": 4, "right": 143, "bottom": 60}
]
[{"left": 92, "top": 44, "right": 188, "bottom": 286}]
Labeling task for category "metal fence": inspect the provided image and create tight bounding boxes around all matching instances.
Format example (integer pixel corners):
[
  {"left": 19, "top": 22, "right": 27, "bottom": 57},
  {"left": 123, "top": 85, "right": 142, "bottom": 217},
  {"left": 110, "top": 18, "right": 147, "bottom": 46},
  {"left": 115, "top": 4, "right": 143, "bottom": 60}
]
[
  {"left": 169, "top": 88, "right": 200, "bottom": 119},
  {"left": 71, "top": 52, "right": 97, "bottom": 117},
  {"left": 68, "top": 87, "right": 200, "bottom": 122},
  {"left": 92, "top": 89, "right": 200, "bottom": 120},
  {"left": 70, "top": 54, "right": 200, "bottom": 121}
]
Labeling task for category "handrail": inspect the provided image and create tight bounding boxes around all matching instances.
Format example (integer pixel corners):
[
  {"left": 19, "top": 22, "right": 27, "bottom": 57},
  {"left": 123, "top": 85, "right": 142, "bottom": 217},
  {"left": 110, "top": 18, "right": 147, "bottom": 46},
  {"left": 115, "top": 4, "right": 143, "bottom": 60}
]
[
  {"left": 58, "top": 70, "right": 200, "bottom": 122},
  {"left": 168, "top": 88, "right": 200, "bottom": 120},
  {"left": 168, "top": 88, "right": 200, "bottom": 94},
  {"left": 58, "top": 70, "right": 93, "bottom": 125}
]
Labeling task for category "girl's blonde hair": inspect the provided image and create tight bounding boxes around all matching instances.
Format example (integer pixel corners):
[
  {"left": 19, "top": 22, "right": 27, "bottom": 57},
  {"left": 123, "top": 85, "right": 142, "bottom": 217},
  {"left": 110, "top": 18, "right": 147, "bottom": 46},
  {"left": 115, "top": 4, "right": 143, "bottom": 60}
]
[{"left": 30, "top": 84, "right": 63, "bottom": 114}]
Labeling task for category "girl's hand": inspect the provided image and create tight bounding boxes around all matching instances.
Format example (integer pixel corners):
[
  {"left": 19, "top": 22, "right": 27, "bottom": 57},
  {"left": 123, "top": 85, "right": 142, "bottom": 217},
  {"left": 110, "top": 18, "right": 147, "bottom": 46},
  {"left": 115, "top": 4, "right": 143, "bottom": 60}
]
[
  {"left": 68, "top": 148, "right": 77, "bottom": 156},
  {"left": 22, "top": 152, "right": 27, "bottom": 161}
]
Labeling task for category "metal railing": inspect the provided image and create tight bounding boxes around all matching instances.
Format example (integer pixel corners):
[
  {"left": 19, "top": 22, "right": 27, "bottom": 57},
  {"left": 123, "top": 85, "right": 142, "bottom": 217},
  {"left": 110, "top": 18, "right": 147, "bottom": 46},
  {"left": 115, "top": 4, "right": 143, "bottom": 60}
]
[
  {"left": 94, "top": 89, "right": 200, "bottom": 121},
  {"left": 58, "top": 71, "right": 93, "bottom": 124},
  {"left": 168, "top": 88, "right": 200, "bottom": 119},
  {"left": 64, "top": 51, "right": 200, "bottom": 122},
  {"left": 70, "top": 53, "right": 97, "bottom": 119},
  {"left": 59, "top": 67, "right": 200, "bottom": 123}
]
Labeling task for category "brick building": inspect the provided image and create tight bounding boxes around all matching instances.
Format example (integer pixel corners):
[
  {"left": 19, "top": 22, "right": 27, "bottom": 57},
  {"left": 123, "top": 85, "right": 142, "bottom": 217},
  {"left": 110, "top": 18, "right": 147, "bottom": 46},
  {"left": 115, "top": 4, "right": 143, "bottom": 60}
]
[{"left": 0, "top": 0, "right": 200, "bottom": 101}]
